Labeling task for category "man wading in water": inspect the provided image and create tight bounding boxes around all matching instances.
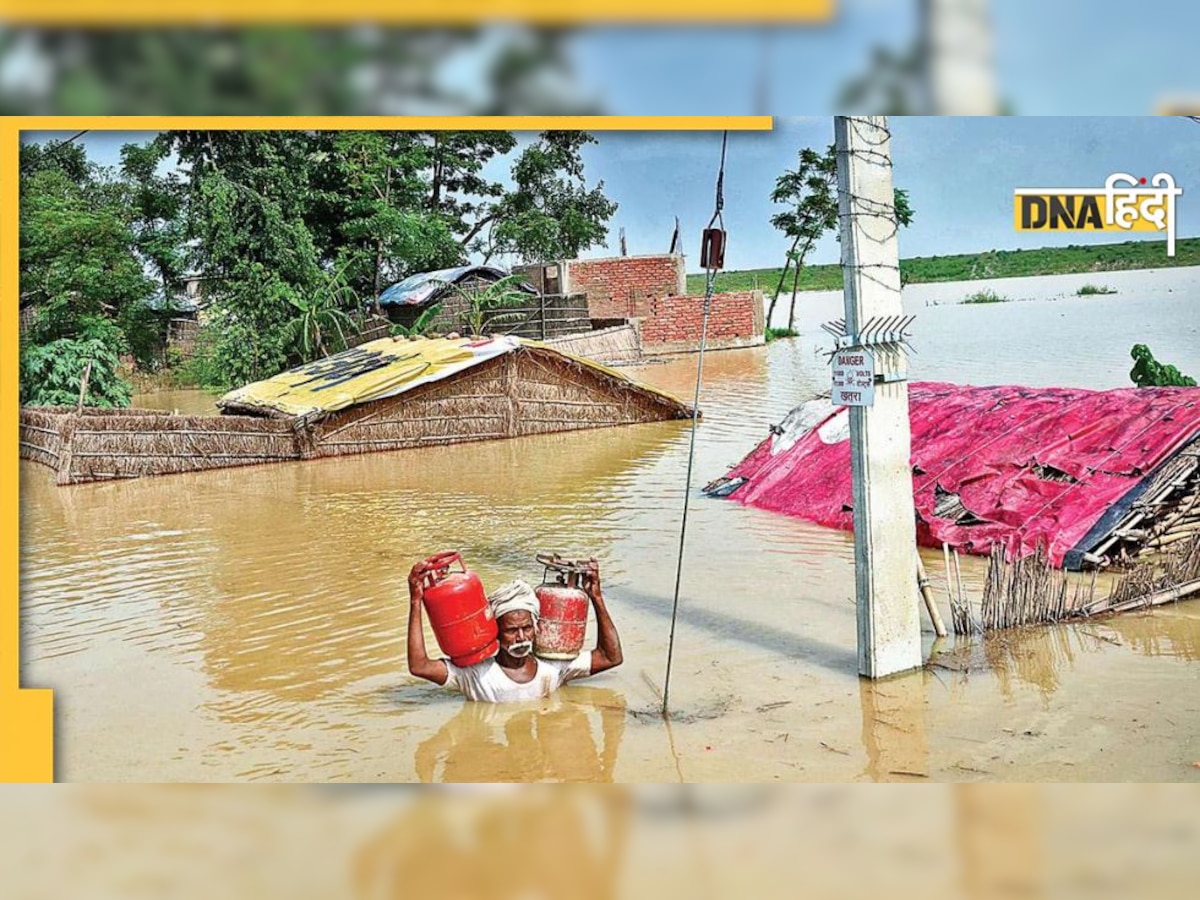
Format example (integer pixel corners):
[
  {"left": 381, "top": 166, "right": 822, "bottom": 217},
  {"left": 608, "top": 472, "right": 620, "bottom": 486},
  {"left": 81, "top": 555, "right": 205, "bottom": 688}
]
[{"left": 407, "top": 562, "right": 623, "bottom": 703}]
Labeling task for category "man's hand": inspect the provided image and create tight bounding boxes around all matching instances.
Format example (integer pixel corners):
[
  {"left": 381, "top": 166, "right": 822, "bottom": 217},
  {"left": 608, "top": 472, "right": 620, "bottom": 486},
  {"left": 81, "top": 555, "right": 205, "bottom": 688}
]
[
  {"left": 406, "top": 559, "right": 448, "bottom": 685},
  {"left": 408, "top": 561, "right": 426, "bottom": 606},
  {"left": 581, "top": 557, "right": 602, "bottom": 602},
  {"left": 582, "top": 557, "right": 622, "bottom": 676}
]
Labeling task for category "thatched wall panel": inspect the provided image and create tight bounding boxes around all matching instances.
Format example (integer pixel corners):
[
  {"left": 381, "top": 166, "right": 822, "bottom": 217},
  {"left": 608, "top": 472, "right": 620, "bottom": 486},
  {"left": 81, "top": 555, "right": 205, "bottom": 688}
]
[
  {"left": 21, "top": 407, "right": 300, "bottom": 484},
  {"left": 19, "top": 409, "right": 64, "bottom": 470},
  {"left": 310, "top": 355, "right": 513, "bottom": 456},
  {"left": 546, "top": 324, "right": 643, "bottom": 366}
]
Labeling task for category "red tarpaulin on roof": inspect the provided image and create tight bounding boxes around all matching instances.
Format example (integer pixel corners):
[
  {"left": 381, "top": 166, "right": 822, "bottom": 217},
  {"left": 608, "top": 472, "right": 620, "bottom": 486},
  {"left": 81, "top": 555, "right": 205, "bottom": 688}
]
[{"left": 718, "top": 382, "right": 1200, "bottom": 568}]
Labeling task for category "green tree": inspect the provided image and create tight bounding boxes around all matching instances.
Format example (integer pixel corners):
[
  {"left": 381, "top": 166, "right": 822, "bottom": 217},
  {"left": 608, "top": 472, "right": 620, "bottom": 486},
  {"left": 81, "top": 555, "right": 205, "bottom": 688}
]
[
  {"left": 1130, "top": 344, "right": 1196, "bottom": 387},
  {"left": 769, "top": 143, "right": 913, "bottom": 333},
  {"left": 420, "top": 131, "right": 519, "bottom": 252},
  {"left": 163, "top": 131, "right": 326, "bottom": 385},
  {"left": 492, "top": 131, "right": 617, "bottom": 262},
  {"left": 20, "top": 148, "right": 156, "bottom": 340},
  {"left": 308, "top": 131, "right": 462, "bottom": 311},
  {"left": 19, "top": 139, "right": 89, "bottom": 183},
  {"left": 120, "top": 139, "right": 187, "bottom": 302},
  {"left": 19, "top": 141, "right": 157, "bottom": 403}
]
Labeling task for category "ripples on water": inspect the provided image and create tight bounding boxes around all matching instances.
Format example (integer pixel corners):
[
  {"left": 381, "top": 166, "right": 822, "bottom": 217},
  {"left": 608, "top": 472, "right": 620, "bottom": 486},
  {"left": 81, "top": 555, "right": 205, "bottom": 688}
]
[{"left": 19, "top": 270, "right": 1200, "bottom": 781}]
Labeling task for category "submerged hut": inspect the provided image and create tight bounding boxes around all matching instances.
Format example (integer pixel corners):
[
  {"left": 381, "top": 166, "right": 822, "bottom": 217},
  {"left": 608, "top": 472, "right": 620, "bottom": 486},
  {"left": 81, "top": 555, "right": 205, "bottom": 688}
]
[
  {"left": 21, "top": 336, "right": 692, "bottom": 486},
  {"left": 706, "top": 382, "right": 1200, "bottom": 571}
]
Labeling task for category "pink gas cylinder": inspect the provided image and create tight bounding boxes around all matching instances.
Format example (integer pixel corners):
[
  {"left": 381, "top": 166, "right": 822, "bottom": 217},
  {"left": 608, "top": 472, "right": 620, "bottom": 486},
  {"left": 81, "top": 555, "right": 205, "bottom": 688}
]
[
  {"left": 418, "top": 551, "right": 498, "bottom": 667},
  {"left": 532, "top": 553, "right": 591, "bottom": 660}
]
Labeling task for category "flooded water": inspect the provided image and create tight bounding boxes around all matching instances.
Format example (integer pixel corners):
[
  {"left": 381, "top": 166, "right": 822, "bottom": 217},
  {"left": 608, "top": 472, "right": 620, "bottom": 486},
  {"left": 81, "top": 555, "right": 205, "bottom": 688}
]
[{"left": 20, "top": 268, "right": 1200, "bottom": 781}]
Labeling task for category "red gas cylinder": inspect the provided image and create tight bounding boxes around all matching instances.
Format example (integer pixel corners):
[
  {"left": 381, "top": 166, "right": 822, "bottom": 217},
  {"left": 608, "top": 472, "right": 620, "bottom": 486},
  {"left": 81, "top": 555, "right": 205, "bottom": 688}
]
[
  {"left": 419, "top": 551, "right": 498, "bottom": 667},
  {"left": 533, "top": 553, "right": 591, "bottom": 661}
]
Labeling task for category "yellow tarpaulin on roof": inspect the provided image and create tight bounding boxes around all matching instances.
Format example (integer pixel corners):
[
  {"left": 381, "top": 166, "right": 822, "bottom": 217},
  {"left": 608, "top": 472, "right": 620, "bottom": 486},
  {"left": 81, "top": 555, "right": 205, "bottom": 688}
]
[{"left": 218, "top": 335, "right": 688, "bottom": 419}]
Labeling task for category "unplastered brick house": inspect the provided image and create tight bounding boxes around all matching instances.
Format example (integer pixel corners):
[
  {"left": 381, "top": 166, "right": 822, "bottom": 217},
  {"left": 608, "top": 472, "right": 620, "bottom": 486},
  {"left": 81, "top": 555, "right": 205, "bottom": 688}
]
[{"left": 517, "top": 253, "right": 764, "bottom": 355}]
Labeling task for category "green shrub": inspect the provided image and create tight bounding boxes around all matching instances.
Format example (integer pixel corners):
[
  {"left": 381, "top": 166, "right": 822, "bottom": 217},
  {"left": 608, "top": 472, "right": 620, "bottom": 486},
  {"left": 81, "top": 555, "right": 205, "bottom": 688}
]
[
  {"left": 1076, "top": 284, "right": 1117, "bottom": 296},
  {"left": 765, "top": 327, "right": 798, "bottom": 342},
  {"left": 1130, "top": 344, "right": 1196, "bottom": 387},
  {"left": 962, "top": 288, "right": 1009, "bottom": 304},
  {"left": 20, "top": 337, "right": 133, "bottom": 407}
]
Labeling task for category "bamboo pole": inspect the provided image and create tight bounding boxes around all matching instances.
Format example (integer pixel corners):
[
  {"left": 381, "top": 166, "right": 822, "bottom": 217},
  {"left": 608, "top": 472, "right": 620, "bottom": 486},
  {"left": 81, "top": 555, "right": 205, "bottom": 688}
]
[
  {"left": 916, "top": 552, "right": 948, "bottom": 638},
  {"left": 76, "top": 361, "right": 92, "bottom": 414},
  {"left": 952, "top": 547, "right": 969, "bottom": 633},
  {"left": 1085, "top": 578, "right": 1200, "bottom": 616}
]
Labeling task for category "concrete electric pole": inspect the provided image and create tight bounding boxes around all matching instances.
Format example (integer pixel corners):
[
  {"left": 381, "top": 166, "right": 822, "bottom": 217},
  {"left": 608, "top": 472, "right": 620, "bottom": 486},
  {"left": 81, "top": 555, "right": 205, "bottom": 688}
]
[
  {"left": 921, "top": 0, "right": 999, "bottom": 114},
  {"left": 834, "top": 116, "right": 922, "bottom": 679}
]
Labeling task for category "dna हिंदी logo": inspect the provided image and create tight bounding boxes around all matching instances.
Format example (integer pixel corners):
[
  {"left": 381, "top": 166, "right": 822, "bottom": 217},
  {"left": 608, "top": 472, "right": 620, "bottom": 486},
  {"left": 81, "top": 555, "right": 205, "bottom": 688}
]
[{"left": 1014, "top": 172, "right": 1183, "bottom": 256}]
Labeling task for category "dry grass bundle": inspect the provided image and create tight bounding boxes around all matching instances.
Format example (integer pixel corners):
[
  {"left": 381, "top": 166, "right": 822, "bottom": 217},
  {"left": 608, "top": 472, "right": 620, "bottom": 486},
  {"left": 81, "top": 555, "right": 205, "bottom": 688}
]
[
  {"left": 19, "top": 407, "right": 70, "bottom": 465},
  {"left": 1084, "top": 534, "right": 1200, "bottom": 616},
  {"left": 546, "top": 324, "right": 643, "bottom": 366}
]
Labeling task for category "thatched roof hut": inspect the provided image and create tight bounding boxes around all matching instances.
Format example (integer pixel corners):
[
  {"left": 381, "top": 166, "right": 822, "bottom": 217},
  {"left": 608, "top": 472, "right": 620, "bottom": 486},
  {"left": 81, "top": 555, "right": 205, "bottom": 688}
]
[
  {"left": 217, "top": 335, "right": 691, "bottom": 458},
  {"left": 22, "top": 336, "right": 692, "bottom": 485}
]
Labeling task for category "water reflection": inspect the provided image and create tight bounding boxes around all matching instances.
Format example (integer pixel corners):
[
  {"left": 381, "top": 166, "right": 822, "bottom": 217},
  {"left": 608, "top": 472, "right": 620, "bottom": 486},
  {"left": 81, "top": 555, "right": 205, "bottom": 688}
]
[
  {"left": 352, "top": 787, "right": 631, "bottom": 899},
  {"left": 929, "top": 610, "right": 1200, "bottom": 711},
  {"left": 415, "top": 688, "right": 626, "bottom": 783},
  {"left": 859, "top": 673, "right": 929, "bottom": 782},
  {"left": 982, "top": 626, "right": 1079, "bottom": 704},
  {"left": 1095, "top": 609, "right": 1200, "bottom": 661}
]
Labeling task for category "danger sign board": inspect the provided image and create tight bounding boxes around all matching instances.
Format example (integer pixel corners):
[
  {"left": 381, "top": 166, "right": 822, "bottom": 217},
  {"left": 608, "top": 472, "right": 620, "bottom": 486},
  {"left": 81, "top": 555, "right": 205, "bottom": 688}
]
[{"left": 831, "top": 348, "right": 875, "bottom": 407}]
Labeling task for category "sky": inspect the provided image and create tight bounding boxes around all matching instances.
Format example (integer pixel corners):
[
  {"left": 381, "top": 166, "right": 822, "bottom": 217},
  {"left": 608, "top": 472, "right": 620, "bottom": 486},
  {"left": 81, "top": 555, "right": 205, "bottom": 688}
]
[
  {"left": 26, "top": 117, "right": 1200, "bottom": 275},
  {"left": 570, "top": 0, "right": 1200, "bottom": 115}
]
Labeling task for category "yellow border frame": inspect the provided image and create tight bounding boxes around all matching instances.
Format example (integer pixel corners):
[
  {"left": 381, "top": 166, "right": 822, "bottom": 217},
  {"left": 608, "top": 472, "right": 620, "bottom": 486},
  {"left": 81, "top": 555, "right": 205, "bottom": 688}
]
[
  {"left": 1, "top": 1, "right": 833, "bottom": 24},
  {"left": 0, "top": 114, "right": 770, "bottom": 782}
]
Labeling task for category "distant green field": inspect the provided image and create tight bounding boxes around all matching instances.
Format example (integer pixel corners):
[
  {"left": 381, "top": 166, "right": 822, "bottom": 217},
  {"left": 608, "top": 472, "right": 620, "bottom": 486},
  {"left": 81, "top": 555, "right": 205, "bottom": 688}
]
[{"left": 686, "top": 237, "right": 1200, "bottom": 296}]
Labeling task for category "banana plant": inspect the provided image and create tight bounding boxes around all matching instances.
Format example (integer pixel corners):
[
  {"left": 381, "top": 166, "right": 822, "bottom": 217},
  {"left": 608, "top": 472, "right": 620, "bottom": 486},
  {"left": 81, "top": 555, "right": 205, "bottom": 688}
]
[
  {"left": 454, "top": 274, "right": 534, "bottom": 337},
  {"left": 390, "top": 302, "right": 444, "bottom": 338}
]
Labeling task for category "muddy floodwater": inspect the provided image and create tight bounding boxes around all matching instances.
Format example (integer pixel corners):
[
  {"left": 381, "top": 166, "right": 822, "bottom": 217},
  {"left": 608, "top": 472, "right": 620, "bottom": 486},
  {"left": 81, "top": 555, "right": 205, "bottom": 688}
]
[{"left": 20, "top": 268, "right": 1200, "bottom": 781}]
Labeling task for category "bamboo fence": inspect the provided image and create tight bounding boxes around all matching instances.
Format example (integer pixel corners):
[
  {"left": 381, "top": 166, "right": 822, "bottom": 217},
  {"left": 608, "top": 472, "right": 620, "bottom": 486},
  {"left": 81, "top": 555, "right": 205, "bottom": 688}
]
[
  {"left": 20, "top": 406, "right": 299, "bottom": 485},
  {"left": 947, "top": 533, "right": 1200, "bottom": 635}
]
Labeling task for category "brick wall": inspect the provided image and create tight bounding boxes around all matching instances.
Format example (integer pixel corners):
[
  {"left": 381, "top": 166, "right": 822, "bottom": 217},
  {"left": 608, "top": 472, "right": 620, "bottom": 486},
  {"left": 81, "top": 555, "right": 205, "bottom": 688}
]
[
  {"left": 563, "top": 254, "right": 686, "bottom": 319},
  {"left": 638, "top": 290, "right": 765, "bottom": 353}
]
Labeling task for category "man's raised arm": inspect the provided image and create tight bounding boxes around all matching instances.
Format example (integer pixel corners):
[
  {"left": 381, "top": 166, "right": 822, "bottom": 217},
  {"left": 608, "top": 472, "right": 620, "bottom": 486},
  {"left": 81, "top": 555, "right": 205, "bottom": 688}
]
[
  {"left": 582, "top": 560, "right": 622, "bottom": 676},
  {"left": 407, "top": 563, "right": 449, "bottom": 685}
]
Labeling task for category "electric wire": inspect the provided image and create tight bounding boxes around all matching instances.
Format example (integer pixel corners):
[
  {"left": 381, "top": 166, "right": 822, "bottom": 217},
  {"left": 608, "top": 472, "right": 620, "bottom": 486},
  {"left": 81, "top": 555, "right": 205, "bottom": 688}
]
[{"left": 661, "top": 130, "right": 727, "bottom": 718}]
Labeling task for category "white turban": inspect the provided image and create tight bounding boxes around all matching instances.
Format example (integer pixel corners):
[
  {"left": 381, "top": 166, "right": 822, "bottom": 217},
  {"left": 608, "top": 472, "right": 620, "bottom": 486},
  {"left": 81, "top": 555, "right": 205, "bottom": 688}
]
[{"left": 487, "top": 579, "right": 540, "bottom": 625}]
